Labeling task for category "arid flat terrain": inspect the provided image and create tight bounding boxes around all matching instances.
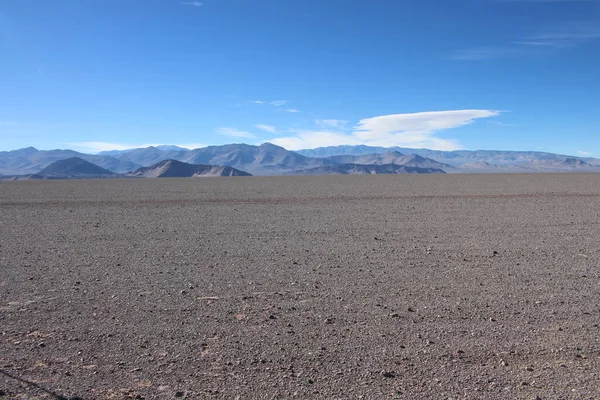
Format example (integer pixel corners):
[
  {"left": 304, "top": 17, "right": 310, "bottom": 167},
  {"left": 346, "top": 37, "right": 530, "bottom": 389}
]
[{"left": 1, "top": 174, "right": 599, "bottom": 400}]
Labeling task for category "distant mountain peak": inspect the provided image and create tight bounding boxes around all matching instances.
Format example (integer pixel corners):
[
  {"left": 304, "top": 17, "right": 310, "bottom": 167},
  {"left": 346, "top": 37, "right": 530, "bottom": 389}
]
[
  {"left": 383, "top": 150, "right": 405, "bottom": 156},
  {"left": 155, "top": 145, "right": 189, "bottom": 151},
  {"left": 10, "top": 146, "right": 39, "bottom": 154}
]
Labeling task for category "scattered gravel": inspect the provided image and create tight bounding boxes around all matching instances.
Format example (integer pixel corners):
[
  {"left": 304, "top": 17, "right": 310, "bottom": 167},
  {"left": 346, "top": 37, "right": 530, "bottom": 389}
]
[{"left": 1, "top": 174, "right": 599, "bottom": 399}]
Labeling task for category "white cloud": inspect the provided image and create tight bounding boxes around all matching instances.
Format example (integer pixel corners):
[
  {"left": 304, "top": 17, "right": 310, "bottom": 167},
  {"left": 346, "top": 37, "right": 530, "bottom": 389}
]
[
  {"left": 69, "top": 142, "right": 139, "bottom": 152},
  {"left": 181, "top": 1, "right": 203, "bottom": 7},
  {"left": 216, "top": 127, "right": 255, "bottom": 138},
  {"left": 256, "top": 124, "right": 276, "bottom": 133},
  {"left": 271, "top": 131, "right": 362, "bottom": 150},
  {"left": 285, "top": 109, "right": 300, "bottom": 113},
  {"left": 165, "top": 143, "right": 207, "bottom": 150},
  {"left": 270, "top": 110, "right": 500, "bottom": 150},
  {"left": 67, "top": 142, "right": 207, "bottom": 153},
  {"left": 251, "top": 100, "right": 265, "bottom": 104},
  {"left": 316, "top": 119, "right": 347, "bottom": 129},
  {"left": 577, "top": 151, "right": 593, "bottom": 156},
  {"left": 270, "top": 100, "right": 287, "bottom": 107}
]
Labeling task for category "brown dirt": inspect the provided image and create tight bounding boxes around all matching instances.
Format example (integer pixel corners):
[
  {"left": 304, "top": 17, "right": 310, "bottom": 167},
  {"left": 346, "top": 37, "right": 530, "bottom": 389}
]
[{"left": 1, "top": 174, "right": 599, "bottom": 399}]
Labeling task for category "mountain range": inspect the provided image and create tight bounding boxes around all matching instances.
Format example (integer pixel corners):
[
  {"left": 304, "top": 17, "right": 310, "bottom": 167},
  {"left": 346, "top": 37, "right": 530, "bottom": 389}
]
[
  {"left": 288, "top": 163, "right": 446, "bottom": 175},
  {"left": 296, "top": 145, "right": 600, "bottom": 168},
  {"left": 1, "top": 143, "right": 598, "bottom": 177},
  {"left": 2, "top": 157, "right": 252, "bottom": 180}
]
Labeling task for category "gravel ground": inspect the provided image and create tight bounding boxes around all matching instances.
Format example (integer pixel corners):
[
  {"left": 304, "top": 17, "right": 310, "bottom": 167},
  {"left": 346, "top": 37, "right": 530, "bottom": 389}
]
[{"left": 1, "top": 174, "right": 599, "bottom": 400}]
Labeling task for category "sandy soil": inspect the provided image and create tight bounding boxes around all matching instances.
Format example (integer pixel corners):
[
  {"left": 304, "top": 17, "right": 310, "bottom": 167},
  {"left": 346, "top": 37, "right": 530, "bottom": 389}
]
[{"left": 1, "top": 174, "right": 599, "bottom": 400}]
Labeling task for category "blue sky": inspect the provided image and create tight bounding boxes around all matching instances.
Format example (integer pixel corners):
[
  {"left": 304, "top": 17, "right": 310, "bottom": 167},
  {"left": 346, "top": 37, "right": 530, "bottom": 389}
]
[{"left": 0, "top": 0, "right": 598, "bottom": 155}]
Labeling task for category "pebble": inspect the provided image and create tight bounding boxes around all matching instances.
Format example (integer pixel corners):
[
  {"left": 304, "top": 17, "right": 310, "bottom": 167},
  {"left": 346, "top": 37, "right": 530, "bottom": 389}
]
[{"left": 380, "top": 370, "right": 396, "bottom": 378}]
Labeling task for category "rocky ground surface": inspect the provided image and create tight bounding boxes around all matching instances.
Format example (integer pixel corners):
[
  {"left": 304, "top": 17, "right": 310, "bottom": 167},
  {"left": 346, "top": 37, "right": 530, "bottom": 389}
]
[{"left": 1, "top": 174, "right": 599, "bottom": 400}]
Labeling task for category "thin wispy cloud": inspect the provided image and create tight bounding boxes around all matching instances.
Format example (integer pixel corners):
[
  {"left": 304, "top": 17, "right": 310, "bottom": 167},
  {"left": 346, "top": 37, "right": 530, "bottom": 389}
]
[
  {"left": 315, "top": 119, "right": 347, "bottom": 129},
  {"left": 453, "top": 46, "right": 528, "bottom": 60},
  {"left": 488, "top": 120, "right": 516, "bottom": 127},
  {"left": 456, "top": 0, "right": 600, "bottom": 60},
  {"left": 285, "top": 109, "right": 300, "bottom": 113},
  {"left": 577, "top": 150, "right": 593, "bottom": 156},
  {"left": 256, "top": 124, "right": 277, "bottom": 133},
  {"left": 250, "top": 99, "right": 289, "bottom": 107},
  {"left": 454, "top": 21, "right": 600, "bottom": 59},
  {"left": 530, "top": 22, "right": 600, "bottom": 45},
  {"left": 271, "top": 110, "right": 500, "bottom": 150},
  {"left": 181, "top": 1, "right": 203, "bottom": 7},
  {"left": 216, "top": 127, "right": 255, "bottom": 138}
]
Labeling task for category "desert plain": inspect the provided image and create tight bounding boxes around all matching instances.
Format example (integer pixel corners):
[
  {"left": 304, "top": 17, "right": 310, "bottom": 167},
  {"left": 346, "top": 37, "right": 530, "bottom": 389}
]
[{"left": 1, "top": 174, "right": 599, "bottom": 400}]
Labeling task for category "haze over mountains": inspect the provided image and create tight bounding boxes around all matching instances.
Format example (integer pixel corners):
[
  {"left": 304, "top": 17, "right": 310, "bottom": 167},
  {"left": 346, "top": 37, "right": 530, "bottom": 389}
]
[{"left": 0, "top": 143, "right": 598, "bottom": 178}]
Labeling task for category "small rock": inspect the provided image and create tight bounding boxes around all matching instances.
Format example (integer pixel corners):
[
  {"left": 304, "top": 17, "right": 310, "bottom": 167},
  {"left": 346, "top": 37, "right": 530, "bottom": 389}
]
[
  {"left": 380, "top": 370, "right": 395, "bottom": 378},
  {"left": 389, "top": 313, "right": 400, "bottom": 318},
  {"left": 175, "top": 391, "right": 184, "bottom": 398},
  {"left": 408, "top": 307, "right": 415, "bottom": 312},
  {"left": 525, "top": 366, "right": 534, "bottom": 371},
  {"left": 269, "top": 315, "right": 277, "bottom": 320}
]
